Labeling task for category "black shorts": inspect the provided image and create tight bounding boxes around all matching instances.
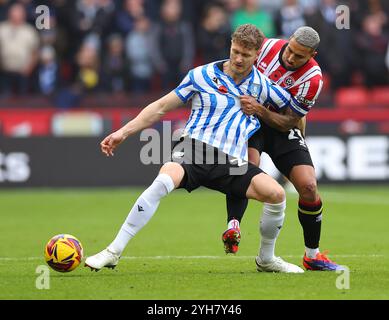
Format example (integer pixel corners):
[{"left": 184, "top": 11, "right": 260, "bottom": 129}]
[
  {"left": 248, "top": 123, "right": 314, "bottom": 178},
  {"left": 171, "top": 137, "right": 264, "bottom": 199}
]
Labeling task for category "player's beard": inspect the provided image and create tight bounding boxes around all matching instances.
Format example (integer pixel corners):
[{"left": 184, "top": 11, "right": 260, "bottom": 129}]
[
  {"left": 283, "top": 60, "right": 300, "bottom": 71},
  {"left": 282, "top": 55, "right": 309, "bottom": 71}
]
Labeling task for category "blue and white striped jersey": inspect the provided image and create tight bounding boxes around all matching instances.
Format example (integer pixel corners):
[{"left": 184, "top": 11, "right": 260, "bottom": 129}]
[{"left": 174, "top": 61, "right": 292, "bottom": 160}]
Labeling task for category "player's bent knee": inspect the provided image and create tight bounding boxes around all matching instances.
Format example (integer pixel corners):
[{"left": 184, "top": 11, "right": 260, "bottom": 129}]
[
  {"left": 267, "top": 185, "right": 285, "bottom": 204},
  {"left": 299, "top": 180, "right": 318, "bottom": 201},
  {"left": 159, "top": 162, "right": 185, "bottom": 189}
]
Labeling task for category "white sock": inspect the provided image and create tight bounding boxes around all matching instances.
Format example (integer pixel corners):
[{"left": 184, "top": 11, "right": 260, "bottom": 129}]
[
  {"left": 305, "top": 247, "right": 320, "bottom": 258},
  {"left": 108, "top": 174, "right": 175, "bottom": 255},
  {"left": 227, "top": 219, "right": 240, "bottom": 230},
  {"left": 259, "top": 201, "right": 286, "bottom": 263}
]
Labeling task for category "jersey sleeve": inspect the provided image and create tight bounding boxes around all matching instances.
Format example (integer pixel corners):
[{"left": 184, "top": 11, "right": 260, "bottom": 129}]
[
  {"left": 174, "top": 70, "right": 197, "bottom": 103},
  {"left": 289, "top": 76, "right": 324, "bottom": 117},
  {"left": 257, "top": 72, "right": 291, "bottom": 110}
]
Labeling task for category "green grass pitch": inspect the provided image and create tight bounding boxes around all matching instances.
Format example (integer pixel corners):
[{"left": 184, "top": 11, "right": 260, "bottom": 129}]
[{"left": 1, "top": 186, "right": 388, "bottom": 300}]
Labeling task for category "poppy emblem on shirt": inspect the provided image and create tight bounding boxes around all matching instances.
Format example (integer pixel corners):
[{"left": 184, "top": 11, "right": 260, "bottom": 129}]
[
  {"left": 218, "top": 85, "right": 228, "bottom": 94},
  {"left": 270, "top": 70, "right": 283, "bottom": 82}
]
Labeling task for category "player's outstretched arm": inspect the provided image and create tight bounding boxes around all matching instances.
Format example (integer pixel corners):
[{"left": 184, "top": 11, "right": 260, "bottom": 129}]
[
  {"left": 101, "top": 91, "right": 184, "bottom": 157},
  {"left": 240, "top": 95, "right": 301, "bottom": 132}
]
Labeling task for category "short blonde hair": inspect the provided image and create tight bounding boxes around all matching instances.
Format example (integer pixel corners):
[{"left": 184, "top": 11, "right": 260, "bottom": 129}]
[{"left": 232, "top": 24, "right": 265, "bottom": 50}]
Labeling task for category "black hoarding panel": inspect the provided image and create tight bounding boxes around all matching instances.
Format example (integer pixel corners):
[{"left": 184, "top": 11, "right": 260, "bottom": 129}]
[
  {"left": 0, "top": 137, "right": 161, "bottom": 187},
  {"left": 1, "top": 135, "right": 388, "bottom": 187}
]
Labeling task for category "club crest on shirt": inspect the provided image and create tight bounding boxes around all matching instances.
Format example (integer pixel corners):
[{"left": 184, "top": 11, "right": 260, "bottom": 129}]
[
  {"left": 284, "top": 76, "right": 295, "bottom": 88},
  {"left": 249, "top": 83, "right": 260, "bottom": 98}
]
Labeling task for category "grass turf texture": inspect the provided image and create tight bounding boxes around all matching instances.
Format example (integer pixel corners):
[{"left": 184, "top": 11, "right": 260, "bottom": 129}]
[{"left": 0, "top": 186, "right": 388, "bottom": 300}]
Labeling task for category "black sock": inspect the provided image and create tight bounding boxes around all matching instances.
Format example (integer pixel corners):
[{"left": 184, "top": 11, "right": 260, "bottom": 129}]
[
  {"left": 298, "top": 198, "right": 323, "bottom": 249},
  {"left": 226, "top": 194, "right": 248, "bottom": 223}
]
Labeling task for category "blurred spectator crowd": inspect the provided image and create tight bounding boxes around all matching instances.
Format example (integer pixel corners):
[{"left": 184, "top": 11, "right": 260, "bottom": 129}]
[{"left": 0, "top": 0, "right": 388, "bottom": 107}]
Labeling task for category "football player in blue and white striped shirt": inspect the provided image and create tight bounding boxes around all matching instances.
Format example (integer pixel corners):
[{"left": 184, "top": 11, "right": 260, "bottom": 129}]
[
  {"left": 174, "top": 53, "right": 293, "bottom": 161},
  {"left": 85, "top": 24, "right": 304, "bottom": 273}
]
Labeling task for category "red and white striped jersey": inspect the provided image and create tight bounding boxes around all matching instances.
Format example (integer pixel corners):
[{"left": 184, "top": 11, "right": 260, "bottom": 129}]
[{"left": 255, "top": 38, "right": 323, "bottom": 117}]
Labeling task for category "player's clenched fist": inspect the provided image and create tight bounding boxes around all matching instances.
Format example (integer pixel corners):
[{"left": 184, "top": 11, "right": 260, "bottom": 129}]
[
  {"left": 240, "top": 95, "right": 259, "bottom": 116},
  {"left": 100, "top": 130, "right": 126, "bottom": 157}
]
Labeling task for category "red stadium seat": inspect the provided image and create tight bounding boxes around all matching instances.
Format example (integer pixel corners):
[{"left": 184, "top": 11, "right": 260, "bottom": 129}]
[
  {"left": 335, "top": 87, "right": 369, "bottom": 109},
  {"left": 370, "top": 86, "right": 389, "bottom": 108}
]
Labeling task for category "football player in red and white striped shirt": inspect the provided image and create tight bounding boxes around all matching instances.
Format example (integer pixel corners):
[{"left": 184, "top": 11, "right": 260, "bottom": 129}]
[
  {"left": 223, "top": 27, "right": 344, "bottom": 271},
  {"left": 255, "top": 36, "right": 323, "bottom": 120}
]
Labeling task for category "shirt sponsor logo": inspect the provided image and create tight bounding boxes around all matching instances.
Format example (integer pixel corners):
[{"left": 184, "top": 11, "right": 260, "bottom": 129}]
[{"left": 296, "top": 95, "right": 315, "bottom": 106}]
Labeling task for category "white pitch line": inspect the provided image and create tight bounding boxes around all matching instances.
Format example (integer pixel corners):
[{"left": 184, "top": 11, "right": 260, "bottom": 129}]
[
  {"left": 0, "top": 254, "right": 384, "bottom": 262},
  {"left": 120, "top": 254, "right": 385, "bottom": 259}
]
